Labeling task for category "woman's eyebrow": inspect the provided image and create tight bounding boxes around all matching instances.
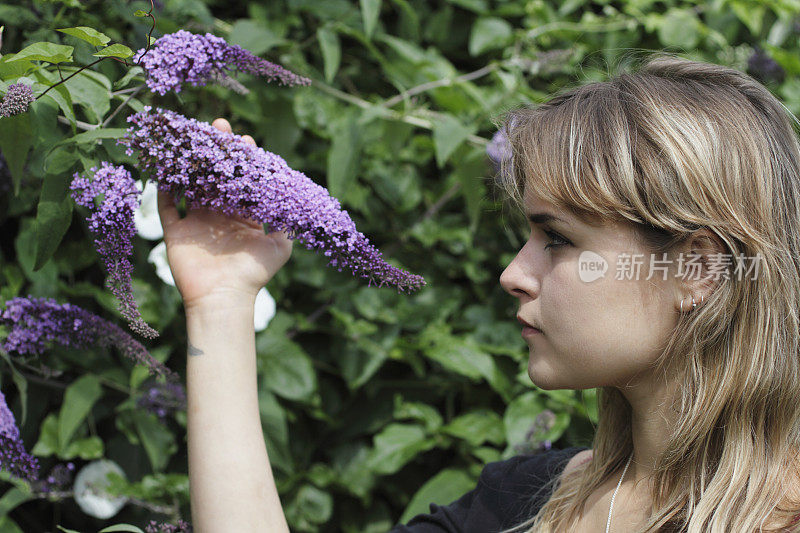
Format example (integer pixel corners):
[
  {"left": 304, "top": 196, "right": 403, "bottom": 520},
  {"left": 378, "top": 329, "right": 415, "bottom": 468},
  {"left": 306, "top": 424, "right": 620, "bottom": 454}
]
[{"left": 526, "top": 212, "right": 571, "bottom": 226}]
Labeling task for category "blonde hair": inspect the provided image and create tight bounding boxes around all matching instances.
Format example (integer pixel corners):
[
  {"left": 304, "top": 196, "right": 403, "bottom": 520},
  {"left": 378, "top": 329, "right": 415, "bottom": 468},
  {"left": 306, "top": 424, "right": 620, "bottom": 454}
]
[{"left": 493, "top": 52, "right": 800, "bottom": 532}]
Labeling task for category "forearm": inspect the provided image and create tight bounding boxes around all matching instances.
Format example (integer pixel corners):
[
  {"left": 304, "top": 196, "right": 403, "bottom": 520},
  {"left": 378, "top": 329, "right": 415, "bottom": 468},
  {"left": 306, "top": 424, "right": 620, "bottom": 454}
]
[{"left": 184, "top": 297, "right": 289, "bottom": 533}]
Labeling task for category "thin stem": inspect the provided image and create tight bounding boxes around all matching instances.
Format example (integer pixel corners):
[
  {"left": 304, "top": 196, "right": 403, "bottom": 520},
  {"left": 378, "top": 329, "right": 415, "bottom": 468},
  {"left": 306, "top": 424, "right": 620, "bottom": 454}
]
[
  {"left": 525, "top": 17, "right": 636, "bottom": 41},
  {"left": 101, "top": 85, "right": 144, "bottom": 128},
  {"left": 112, "top": 85, "right": 145, "bottom": 96},
  {"left": 57, "top": 115, "right": 96, "bottom": 130},
  {"left": 382, "top": 63, "right": 497, "bottom": 108},
  {"left": 36, "top": 57, "right": 104, "bottom": 100},
  {"left": 311, "top": 78, "right": 488, "bottom": 146},
  {"left": 134, "top": 0, "right": 157, "bottom": 66}
]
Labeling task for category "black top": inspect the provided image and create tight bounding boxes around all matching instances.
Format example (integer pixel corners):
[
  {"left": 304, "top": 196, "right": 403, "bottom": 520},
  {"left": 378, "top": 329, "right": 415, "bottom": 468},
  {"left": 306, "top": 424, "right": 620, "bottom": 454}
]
[{"left": 390, "top": 446, "right": 590, "bottom": 533}]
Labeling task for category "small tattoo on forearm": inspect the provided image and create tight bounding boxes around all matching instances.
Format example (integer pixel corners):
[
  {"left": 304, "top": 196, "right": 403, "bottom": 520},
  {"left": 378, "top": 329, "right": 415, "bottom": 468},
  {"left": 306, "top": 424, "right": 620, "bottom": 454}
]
[{"left": 188, "top": 343, "right": 204, "bottom": 356}]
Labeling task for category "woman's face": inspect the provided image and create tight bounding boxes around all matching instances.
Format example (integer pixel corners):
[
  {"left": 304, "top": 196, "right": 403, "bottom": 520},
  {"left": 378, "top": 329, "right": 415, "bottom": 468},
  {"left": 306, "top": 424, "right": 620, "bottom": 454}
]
[{"left": 499, "top": 191, "right": 681, "bottom": 391}]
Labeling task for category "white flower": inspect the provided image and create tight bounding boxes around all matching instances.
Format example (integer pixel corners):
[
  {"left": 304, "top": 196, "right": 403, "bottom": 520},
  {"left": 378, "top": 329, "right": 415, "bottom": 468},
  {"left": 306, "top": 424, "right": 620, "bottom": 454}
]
[
  {"left": 72, "top": 459, "right": 128, "bottom": 519},
  {"left": 254, "top": 286, "right": 276, "bottom": 331},
  {"left": 148, "top": 240, "right": 175, "bottom": 287},
  {"left": 134, "top": 179, "right": 163, "bottom": 240}
]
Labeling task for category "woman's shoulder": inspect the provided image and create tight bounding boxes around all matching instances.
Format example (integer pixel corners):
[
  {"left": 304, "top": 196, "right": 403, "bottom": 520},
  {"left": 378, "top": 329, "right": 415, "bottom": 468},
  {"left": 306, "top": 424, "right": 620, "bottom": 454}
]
[
  {"left": 477, "top": 446, "right": 592, "bottom": 491},
  {"left": 560, "top": 447, "right": 594, "bottom": 477}
]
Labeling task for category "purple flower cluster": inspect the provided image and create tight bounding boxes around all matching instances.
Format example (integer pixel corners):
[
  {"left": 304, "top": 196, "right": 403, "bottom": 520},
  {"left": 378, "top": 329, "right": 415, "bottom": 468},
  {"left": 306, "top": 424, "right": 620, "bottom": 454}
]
[
  {"left": 136, "top": 381, "right": 186, "bottom": 420},
  {"left": 0, "top": 82, "right": 34, "bottom": 117},
  {"left": 30, "top": 461, "right": 75, "bottom": 494},
  {"left": 70, "top": 161, "right": 158, "bottom": 339},
  {"left": 486, "top": 126, "right": 511, "bottom": 175},
  {"left": 0, "top": 389, "right": 39, "bottom": 481},
  {"left": 145, "top": 519, "right": 192, "bottom": 533},
  {"left": 133, "top": 30, "right": 311, "bottom": 96},
  {"left": 0, "top": 296, "right": 178, "bottom": 382},
  {"left": 513, "top": 409, "right": 556, "bottom": 455},
  {"left": 117, "top": 107, "right": 426, "bottom": 293}
]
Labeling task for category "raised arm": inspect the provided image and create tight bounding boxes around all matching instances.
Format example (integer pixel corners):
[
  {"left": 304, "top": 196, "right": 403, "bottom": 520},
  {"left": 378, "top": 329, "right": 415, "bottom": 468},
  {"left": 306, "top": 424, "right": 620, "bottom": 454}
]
[{"left": 156, "top": 118, "right": 294, "bottom": 532}]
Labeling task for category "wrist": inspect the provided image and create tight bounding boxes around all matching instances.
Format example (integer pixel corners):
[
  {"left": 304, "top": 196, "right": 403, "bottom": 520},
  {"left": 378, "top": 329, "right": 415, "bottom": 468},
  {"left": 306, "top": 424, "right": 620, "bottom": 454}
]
[{"left": 183, "top": 289, "right": 258, "bottom": 315}]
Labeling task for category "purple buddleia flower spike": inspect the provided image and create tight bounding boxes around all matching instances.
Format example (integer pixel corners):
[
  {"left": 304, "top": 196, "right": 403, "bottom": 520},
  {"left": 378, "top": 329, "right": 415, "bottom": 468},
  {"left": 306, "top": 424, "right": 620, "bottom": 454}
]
[
  {"left": 0, "top": 388, "right": 39, "bottom": 481},
  {"left": 136, "top": 380, "right": 187, "bottom": 420},
  {"left": 30, "top": 461, "right": 75, "bottom": 495},
  {"left": 0, "top": 82, "right": 35, "bottom": 118},
  {"left": 0, "top": 296, "right": 178, "bottom": 382},
  {"left": 133, "top": 30, "right": 310, "bottom": 96},
  {"left": 145, "top": 519, "right": 193, "bottom": 533},
  {"left": 118, "top": 107, "right": 426, "bottom": 294},
  {"left": 70, "top": 161, "right": 158, "bottom": 339}
]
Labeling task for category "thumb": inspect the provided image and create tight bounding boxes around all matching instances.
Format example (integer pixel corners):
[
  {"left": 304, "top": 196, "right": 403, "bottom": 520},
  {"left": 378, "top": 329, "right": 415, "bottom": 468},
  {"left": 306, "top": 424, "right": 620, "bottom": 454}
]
[{"left": 157, "top": 189, "right": 181, "bottom": 229}]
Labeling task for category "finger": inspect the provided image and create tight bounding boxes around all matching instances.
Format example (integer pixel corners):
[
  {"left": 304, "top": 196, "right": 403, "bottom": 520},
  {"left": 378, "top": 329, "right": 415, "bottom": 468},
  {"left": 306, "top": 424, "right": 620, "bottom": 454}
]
[
  {"left": 157, "top": 189, "right": 181, "bottom": 228},
  {"left": 212, "top": 117, "right": 232, "bottom": 133},
  {"left": 241, "top": 134, "right": 256, "bottom": 146}
]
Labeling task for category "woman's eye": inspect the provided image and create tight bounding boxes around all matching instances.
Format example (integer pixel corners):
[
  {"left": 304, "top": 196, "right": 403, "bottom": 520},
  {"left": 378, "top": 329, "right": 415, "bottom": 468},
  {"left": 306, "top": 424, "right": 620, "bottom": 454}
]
[{"left": 542, "top": 229, "right": 570, "bottom": 251}]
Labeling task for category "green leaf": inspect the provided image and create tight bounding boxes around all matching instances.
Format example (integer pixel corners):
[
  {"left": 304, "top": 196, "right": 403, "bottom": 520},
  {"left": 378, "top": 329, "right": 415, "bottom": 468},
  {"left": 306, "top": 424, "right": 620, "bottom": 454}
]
[
  {"left": 32, "top": 70, "right": 76, "bottom": 133},
  {"left": 133, "top": 9, "right": 148, "bottom": 17},
  {"left": 15, "top": 218, "right": 59, "bottom": 293},
  {"left": 441, "top": 409, "right": 505, "bottom": 446},
  {"left": 360, "top": 0, "right": 381, "bottom": 39},
  {"left": 33, "top": 149, "right": 77, "bottom": 270},
  {"left": 326, "top": 110, "right": 362, "bottom": 202},
  {"left": 258, "top": 388, "right": 294, "bottom": 475},
  {"left": 730, "top": 0, "right": 765, "bottom": 36},
  {"left": 57, "top": 26, "right": 111, "bottom": 47},
  {"left": 131, "top": 410, "right": 177, "bottom": 472},
  {"left": 317, "top": 26, "right": 341, "bottom": 83},
  {"left": 503, "top": 391, "right": 546, "bottom": 454},
  {"left": 113, "top": 66, "right": 144, "bottom": 90},
  {"left": 56, "top": 128, "right": 128, "bottom": 148},
  {"left": 56, "top": 526, "right": 82, "bottom": 533},
  {"left": 399, "top": 468, "right": 476, "bottom": 524},
  {"left": 285, "top": 485, "right": 333, "bottom": 526},
  {"left": 62, "top": 436, "right": 104, "bottom": 460},
  {"left": 58, "top": 374, "right": 103, "bottom": 452},
  {"left": 432, "top": 114, "right": 476, "bottom": 168},
  {"left": 98, "top": 524, "right": 146, "bottom": 533},
  {"left": 0, "top": 486, "right": 34, "bottom": 516},
  {"left": 0, "top": 517, "right": 24, "bottom": 533},
  {"left": 469, "top": 17, "right": 512, "bottom": 56},
  {"left": 59, "top": 69, "right": 112, "bottom": 124},
  {"left": 451, "top": 146, "right": 487, "bottom": 233},
  {"left": 93, "top": 44, "right": 134, "bottom": 59},
  {"left": 366, "top": 423, "right": 437, "bottom": 475},
  {"left": 31, "top": 414, "right": 59, "bottom": 457},
  {"left": 394, "top": 396, "right": 443, "bottom": 432},
  {"left": 5, "top": 42, "right": 74, "bottom": 64},
  {"left": 0, "top": 113, "right": 32, "bottom": 196},
  {"left": 228, "top": 20, "right": 286, "bottom": 55},
  {"left": 657, "top": 9, "right": 700, "bottom": 49},
  {"left": 256, "top": 329, "right": 317, "bottom": 402}
]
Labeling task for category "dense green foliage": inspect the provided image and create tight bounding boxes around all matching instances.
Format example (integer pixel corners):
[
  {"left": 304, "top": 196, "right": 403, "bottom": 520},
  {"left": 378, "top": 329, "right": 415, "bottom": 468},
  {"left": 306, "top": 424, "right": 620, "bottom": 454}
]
[{"left": 0, "top": 0, "right": 796, "bottom": 530}]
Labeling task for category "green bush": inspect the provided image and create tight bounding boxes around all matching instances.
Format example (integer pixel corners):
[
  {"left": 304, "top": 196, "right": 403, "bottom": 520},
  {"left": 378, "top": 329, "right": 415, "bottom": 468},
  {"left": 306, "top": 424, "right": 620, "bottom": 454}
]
[{"left": 0, "top": 0, "right": 794, "bottom": 530}]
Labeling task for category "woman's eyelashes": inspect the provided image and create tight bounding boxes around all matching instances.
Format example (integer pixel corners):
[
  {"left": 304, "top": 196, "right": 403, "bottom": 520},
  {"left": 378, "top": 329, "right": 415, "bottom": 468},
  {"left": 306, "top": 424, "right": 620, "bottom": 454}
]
[{"left": 541, "top": 228, "right": 571, "bottom": 251}]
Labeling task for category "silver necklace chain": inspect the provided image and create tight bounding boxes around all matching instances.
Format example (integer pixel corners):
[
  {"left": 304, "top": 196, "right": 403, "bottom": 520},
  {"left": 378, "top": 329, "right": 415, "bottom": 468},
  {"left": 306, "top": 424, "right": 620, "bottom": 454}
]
[{"left": 606, "top": 453, "right": 633, "bottom": 533}]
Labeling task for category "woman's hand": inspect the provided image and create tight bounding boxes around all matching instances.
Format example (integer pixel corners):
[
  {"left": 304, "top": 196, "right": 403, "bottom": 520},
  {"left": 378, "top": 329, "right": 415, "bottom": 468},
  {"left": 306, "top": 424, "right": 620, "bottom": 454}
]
[{"left": 156, "top": 118, "right": 293, "bottom": 310}]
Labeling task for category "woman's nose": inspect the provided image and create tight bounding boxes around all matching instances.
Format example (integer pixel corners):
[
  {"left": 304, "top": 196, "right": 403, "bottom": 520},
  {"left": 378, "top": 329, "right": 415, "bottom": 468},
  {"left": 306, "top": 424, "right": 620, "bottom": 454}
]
[{"left": 500, "top": 244, "right": 539, "bottom": 299}]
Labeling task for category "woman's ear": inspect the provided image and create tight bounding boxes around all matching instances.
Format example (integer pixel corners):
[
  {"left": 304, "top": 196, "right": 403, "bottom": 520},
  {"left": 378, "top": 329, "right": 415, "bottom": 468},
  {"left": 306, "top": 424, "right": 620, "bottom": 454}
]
[{"left": 673, "top": 228, "right": 727, "bottom": 310}]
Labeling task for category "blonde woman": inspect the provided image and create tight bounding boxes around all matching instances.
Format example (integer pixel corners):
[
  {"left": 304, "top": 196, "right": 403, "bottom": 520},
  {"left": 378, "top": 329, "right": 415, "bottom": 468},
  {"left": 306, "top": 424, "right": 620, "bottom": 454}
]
[{"left": 159, "top": 53, "right": 800, "bottom": 532}]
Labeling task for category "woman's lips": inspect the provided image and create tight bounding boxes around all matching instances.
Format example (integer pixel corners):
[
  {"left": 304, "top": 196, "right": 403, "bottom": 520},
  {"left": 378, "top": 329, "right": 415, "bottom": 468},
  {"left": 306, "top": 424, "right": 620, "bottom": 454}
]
[
  {"left": 517, "top": 316, "right": 542, "bottom": 337},
  {"left": 522, "top": 326, "right": 542, "bottom": 337}
]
